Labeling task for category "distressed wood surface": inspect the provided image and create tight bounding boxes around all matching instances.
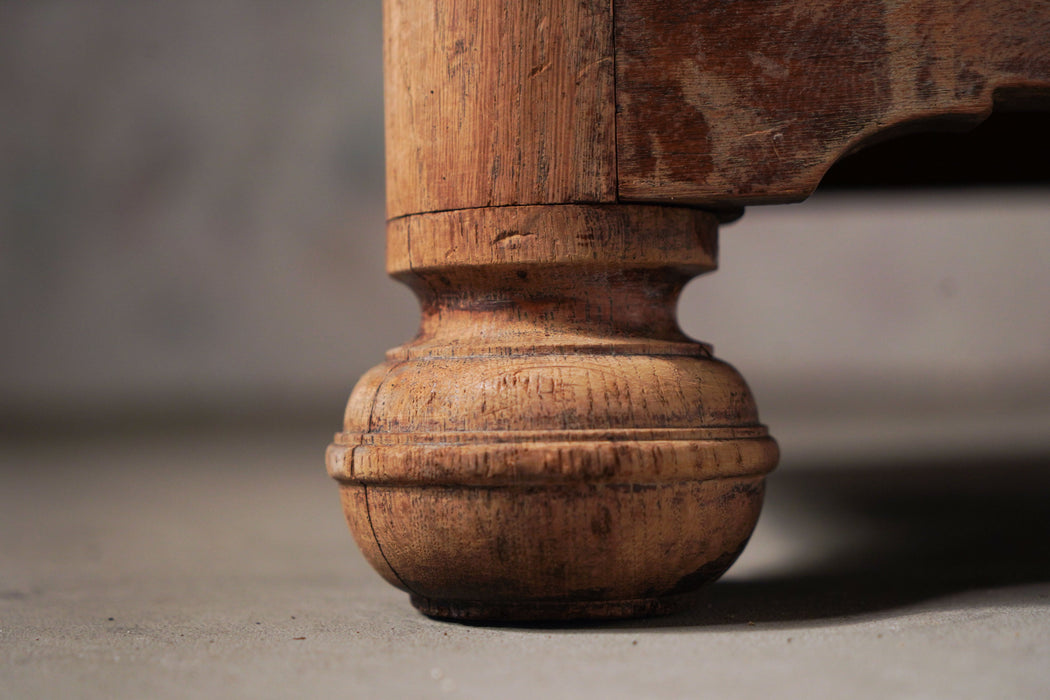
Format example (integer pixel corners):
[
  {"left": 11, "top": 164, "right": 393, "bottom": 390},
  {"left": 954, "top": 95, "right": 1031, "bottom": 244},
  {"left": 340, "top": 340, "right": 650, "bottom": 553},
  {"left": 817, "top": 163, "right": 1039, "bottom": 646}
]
[
  {"left": 328, "top": 205, "right": 778, "bottom": 620},
  {"left": 331, "top": 0, "right": 1049, "bottom": 621},
  {"left": 615, "top": 0, "right": 1050, "bottom": 206},
  {"left": 384, "top": 0, "right": 616, "bottom": 219}
]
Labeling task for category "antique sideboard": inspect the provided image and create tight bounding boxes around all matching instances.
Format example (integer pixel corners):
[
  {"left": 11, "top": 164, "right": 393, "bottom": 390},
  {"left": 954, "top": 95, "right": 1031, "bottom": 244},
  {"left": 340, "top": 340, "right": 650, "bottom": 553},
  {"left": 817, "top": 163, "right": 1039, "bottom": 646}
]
[{"left": 326, "top": 0, "right": 1050, "bottom": 621}]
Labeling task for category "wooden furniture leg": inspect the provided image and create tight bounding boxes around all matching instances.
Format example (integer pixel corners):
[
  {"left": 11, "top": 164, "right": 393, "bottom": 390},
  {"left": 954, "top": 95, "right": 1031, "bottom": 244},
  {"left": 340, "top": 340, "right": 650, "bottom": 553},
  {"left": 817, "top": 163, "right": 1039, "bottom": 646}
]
[
  {"left": 327, "top": 203, "right": 777, "bottom": 620},
  {"left": 327, "top": 0, "right": 1049, "bottom": 621}
]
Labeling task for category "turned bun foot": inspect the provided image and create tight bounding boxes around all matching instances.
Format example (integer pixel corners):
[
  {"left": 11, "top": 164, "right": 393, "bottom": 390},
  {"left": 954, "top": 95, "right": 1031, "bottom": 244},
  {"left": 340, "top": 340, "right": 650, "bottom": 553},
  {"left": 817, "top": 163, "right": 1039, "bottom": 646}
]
[{"left": 326, "top": 205, "right": 777, "bottom": 621}]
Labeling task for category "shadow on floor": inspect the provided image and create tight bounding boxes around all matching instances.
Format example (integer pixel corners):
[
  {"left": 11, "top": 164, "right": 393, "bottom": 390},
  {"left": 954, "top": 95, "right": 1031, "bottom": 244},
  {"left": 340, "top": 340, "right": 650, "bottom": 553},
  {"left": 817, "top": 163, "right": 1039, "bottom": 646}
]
[{"left": 622, "top": 452, "right": 1050, "bottom": 629}]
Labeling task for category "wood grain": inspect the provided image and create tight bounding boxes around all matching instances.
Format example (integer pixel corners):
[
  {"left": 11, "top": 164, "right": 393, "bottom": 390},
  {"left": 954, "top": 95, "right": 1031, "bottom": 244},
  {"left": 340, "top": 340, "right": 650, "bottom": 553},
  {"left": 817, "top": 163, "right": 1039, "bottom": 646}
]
[
  {"left": 329, "top": 0, "right": 1049, "bottom": 620},
  {"left": 384, "top": 0, "right": 616, "bottom": 219},
  {"left": 328, "top": 205, "right": 778, "bottom": 620},
  {"left": 615, "top": 0, "right": 1050, "bottom": 206},
  {"left": 385, "top": 204, "right": 717, "bottom": 359}
]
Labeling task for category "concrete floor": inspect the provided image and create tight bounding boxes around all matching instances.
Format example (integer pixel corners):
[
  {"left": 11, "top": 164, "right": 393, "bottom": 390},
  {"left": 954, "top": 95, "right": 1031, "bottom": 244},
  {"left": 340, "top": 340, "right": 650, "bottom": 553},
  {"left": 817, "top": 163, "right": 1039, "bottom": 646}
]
[{"left": 2, "top": 429, "right": 1048, "bottom": 699}]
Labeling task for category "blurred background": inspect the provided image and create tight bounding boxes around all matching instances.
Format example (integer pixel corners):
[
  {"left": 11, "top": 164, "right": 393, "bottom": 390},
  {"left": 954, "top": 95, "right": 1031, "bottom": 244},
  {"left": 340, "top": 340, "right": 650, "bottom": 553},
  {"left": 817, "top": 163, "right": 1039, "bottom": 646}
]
[
  {"left": 2, "top": 4, "right": 1049, "bottom": 695},
  {"left": 2, "top": 0, "right": 1048, "bottom": 464}
]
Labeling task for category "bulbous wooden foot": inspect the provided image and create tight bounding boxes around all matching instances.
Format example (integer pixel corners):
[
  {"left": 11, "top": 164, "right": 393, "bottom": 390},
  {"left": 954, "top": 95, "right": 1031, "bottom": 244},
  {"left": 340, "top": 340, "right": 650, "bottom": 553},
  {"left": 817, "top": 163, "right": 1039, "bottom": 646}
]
[{"left": 326, "top": 204, "right": 778, "bottom": 621}]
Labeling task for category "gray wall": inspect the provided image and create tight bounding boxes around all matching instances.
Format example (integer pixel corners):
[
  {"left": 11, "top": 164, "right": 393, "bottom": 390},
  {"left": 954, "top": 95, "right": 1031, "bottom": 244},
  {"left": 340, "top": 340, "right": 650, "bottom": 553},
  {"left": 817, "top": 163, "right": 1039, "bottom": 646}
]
[{"left": 2, "top": 2, "right": 1048, "bottom": 463}]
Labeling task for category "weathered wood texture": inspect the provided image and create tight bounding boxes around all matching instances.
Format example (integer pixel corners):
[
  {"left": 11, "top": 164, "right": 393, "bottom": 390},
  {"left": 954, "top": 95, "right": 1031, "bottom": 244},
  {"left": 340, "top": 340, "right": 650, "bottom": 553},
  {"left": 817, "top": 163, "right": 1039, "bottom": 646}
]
[
  {"left": 615, "top": 0, "right": 1050, "bottom": 206},
  {"left": 384, "top": 0, "right": 616, "bottom": 219},
  {"left": 332, "top": 0, "right": 1049, "bottom": 620},
  {"left": 328, "top": 206, "right": 778, "bottom": 620}
]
